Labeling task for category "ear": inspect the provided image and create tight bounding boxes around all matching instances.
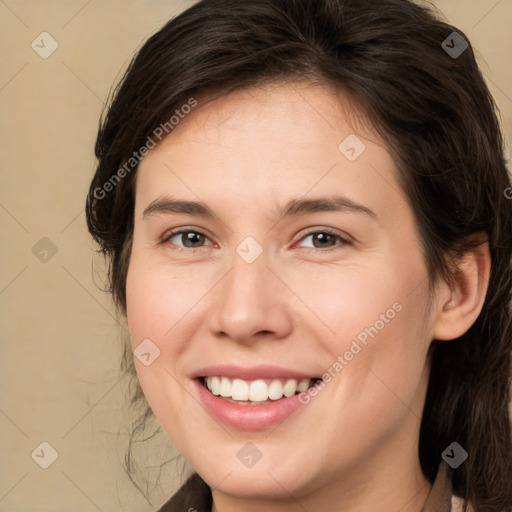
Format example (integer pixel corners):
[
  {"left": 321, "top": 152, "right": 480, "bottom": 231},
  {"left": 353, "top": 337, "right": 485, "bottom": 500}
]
[{"left": 432, "top": 234, "right": 491, "bottom": 341}]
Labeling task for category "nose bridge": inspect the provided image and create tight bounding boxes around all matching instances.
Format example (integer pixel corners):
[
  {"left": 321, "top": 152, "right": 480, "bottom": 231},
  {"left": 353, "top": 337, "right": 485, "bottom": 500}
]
[
  {"left": 227, "top": 233, "right": 269, "bottom": 297},
  {"left": 225, "top": 243, "right": 271, "bottom": 321},
  {"left": 209, "top": 239, "right": 292, "bottom": 341}
]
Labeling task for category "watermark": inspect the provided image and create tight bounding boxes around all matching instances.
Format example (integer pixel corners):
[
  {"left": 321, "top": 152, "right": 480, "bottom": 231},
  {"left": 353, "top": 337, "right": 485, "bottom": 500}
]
[
  {"left": 31, "top": 32, "right": 59, "bottom": 59},
  {"left": 504, "top": 187, "right": 512, "bottom": 200},
  {"left": 31, "top": 441, "right": 59, "bottom": 469},
  {"left": 32, "top": 236, "right": 58, "bottom": 263},
  {"left": 237, "top": 442, "right": 263, "bottom": 468},
  {"left": 298, "top": 301, "right": 403, "bottom": 404},
  {"left": 442, "top": 442, "right": 468, "bottom": 469},
  {"left": 93, "top": 97, "right": 198, "bottom": 200},
  {"left": 133, "top": 338, "right": 161, "bottom": 366},
  {"left": 338, "top": 134, "right": 366, "bottom": 161},
  {"left": 441, "top": 31, "right": 468, "bottom": 59},
  {"left": 236, "top": 236, "right": 263, "bottom": 263}
]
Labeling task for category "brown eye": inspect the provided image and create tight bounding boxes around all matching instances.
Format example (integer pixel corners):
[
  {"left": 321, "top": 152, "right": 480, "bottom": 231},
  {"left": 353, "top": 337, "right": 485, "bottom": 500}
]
[
  {"left": 163, "top": 230, "right": 212, "bottom": 249},
  {"left": 296, "top": 230, "right": 350, "bottom": 251}
]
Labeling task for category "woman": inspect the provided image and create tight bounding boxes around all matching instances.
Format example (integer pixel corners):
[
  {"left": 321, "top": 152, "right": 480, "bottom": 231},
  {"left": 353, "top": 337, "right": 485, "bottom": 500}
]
[{"left": 86, "top": 0, "right": 512, "bottom": 510}]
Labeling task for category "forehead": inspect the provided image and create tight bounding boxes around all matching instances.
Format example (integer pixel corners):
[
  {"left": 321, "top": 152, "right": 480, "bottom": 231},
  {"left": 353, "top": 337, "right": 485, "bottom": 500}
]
[
  {"left": 151, "top": 82, "right": 372, "bottom": 149},
  {"left": 134, "top": 82, "right": 405, "bottom": 221}
]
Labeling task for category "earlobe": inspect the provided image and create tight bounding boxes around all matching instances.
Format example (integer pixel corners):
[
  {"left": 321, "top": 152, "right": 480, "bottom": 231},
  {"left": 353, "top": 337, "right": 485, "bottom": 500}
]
[{"left": 432, "top": 235, "right": 491, "bottom": 341}]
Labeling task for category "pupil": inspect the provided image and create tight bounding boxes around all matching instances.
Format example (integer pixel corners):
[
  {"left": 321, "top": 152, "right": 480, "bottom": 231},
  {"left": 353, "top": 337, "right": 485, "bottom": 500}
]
[
  {"left": 185, "top": 232, "right": 203, "bottom": 247},
  {"left": 314, "top": 233, "right": 333, "bottom": 248}
]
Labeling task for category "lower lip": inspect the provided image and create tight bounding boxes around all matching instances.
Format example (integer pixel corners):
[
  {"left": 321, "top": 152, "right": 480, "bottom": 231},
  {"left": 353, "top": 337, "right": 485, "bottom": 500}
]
[{"left": 193, "top": 378, "right": 309, "bottom": 430}]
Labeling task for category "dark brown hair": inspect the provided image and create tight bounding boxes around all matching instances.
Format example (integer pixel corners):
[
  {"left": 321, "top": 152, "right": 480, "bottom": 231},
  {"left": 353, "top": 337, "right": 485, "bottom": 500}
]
[{"left": 86, "top": 0, "right": 512, "bottom": 509}]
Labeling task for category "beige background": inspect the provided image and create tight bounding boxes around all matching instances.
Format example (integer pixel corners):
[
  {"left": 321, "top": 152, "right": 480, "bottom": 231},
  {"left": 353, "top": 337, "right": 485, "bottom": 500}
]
[{"left": 1, "top": 1, "right": 511, "bottom": 511}]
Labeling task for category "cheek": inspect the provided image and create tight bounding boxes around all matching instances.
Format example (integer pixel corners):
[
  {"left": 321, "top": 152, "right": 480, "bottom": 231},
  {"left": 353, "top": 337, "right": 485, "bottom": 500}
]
[
  {"left": 125, "top": 258, "right": 179, "bottom": 401},
  {"left": 305, "top": 293, "right": 430, "bottom": 471},
  {"left": 125, "top": 264, "right": 197, "bottom": 445},
  {"left": 124, "top": 252, "right": 217, "bottom": 412},
  {"left": 300, "top": 256, "right": 430, "bottom": 405},
  {"left": 125, "top": 257, "right": 198, "bottom": 347},
  {"left": 322, "top": 281, "right": 430, "bottom": 432},
  {"left": 279, "top": 260, "right": 410, "bottom": 344}
]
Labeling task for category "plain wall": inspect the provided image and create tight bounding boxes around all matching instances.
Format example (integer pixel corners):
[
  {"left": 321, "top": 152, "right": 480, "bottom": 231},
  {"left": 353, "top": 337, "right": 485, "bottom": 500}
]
[{"left": 1, "top": 1, "right": 511, "bottom": 510}]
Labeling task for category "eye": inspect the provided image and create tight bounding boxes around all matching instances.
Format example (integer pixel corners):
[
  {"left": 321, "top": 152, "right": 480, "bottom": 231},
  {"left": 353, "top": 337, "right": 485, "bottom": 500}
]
[
  {"left": 162, "top": 229, "right": 214, "bottom": 250},
  {"left": 295, "top": 229, "right": 351, "bottom": 251},
  {"left": 161, "top": 227, "right": 351, "bottom": 252}
]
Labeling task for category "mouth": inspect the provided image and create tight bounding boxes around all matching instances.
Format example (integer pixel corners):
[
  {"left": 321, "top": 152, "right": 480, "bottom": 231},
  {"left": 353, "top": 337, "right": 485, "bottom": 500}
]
[
  {"left": 190, "top": 365, "right": 326, "bottom": 429},
  {"left": 198, "top": 376, "right": 323, "bottom": 405}
]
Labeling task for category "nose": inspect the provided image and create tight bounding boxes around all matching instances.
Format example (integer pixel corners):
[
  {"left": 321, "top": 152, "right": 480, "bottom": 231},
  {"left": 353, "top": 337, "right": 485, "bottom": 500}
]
[{"left": 207, "top": 250, "right": 293, "bottom": 344}]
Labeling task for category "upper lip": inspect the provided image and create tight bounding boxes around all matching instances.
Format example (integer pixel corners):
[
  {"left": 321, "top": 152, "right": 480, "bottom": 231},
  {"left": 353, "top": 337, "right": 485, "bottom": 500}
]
[{"left": 189, "top": 364, "right": 321, "bottom": 381}]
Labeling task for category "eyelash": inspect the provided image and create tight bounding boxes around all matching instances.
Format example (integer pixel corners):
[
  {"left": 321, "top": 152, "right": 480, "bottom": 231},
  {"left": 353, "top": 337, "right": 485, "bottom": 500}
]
[{"left": 161, "top": 228, "right": 351, "bottom": 253}]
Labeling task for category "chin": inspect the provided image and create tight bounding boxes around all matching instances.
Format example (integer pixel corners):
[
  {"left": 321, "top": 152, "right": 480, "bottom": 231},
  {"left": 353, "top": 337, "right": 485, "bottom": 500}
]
[{"left": 195, "top": 453, "right": 320, "bottom": 500}]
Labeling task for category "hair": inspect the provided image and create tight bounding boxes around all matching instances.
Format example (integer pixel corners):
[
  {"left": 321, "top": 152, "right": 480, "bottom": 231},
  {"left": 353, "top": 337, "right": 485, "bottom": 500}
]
[{"left": 85, "top": 0, "right": 512, "bottom": 509}]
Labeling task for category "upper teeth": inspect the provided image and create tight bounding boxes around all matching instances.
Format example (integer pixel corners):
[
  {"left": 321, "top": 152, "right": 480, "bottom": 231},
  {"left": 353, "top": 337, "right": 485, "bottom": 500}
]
[{"left": 205, "top": 376, "right": 312, "bottom": 402}]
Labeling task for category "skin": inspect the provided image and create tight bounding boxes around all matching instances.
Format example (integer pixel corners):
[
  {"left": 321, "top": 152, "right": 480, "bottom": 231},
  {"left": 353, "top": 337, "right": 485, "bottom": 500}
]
[{"left": 125, "top": 82, "right": 490, "bottom": 512}]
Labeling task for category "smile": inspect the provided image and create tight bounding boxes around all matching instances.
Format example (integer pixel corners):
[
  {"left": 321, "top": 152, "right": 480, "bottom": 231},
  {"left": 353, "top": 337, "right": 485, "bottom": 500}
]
[
  {"left": 202, "top": 376, "right": 320, "bottom": 404},
  {"left": 191, "top": 365, "right": 324, "bottom": 429}
]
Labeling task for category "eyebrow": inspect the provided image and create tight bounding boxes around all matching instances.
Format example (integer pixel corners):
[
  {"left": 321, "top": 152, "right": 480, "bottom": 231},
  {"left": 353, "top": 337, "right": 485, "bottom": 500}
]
[{"left": 142, "top": 195, "right": 377, "bottom": 220}]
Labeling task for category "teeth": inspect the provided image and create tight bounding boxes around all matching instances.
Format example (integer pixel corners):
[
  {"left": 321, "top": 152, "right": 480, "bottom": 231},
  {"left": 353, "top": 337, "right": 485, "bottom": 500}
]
[
  {"left": 210, "top": 376, "right": 220, "bottom": 395},
  {"left": 297, "top": 379, "right": 310, "bottom": 392},
  {"left": 283, "top": 379, "right": 298, "bottom": 397},
  {"left": 219, "top": 377, "right": 231, "bottom": 397},
  {"left": 204, "top": 376, "right": 314, "bottom": 401},
  {"left": 231, "top": 379, "right": 249, "bottom": 400},
  {"left": 268, "top": 379, "right": 284, "bottom": 400},
  {"left": 249, "top": 379, "right": 268, "bottom": 401}
]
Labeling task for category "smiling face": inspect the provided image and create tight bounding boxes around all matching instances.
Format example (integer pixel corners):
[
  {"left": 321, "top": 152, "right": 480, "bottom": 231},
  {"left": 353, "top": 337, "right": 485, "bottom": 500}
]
[{"left": 125, "top": 82, "right": 439, "bottom": 508}]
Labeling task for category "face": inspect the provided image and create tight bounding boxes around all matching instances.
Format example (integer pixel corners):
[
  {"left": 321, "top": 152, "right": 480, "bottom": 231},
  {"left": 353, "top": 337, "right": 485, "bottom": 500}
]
[{"left": 126, "top": 82, "right": 436, "bottom": 503}]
